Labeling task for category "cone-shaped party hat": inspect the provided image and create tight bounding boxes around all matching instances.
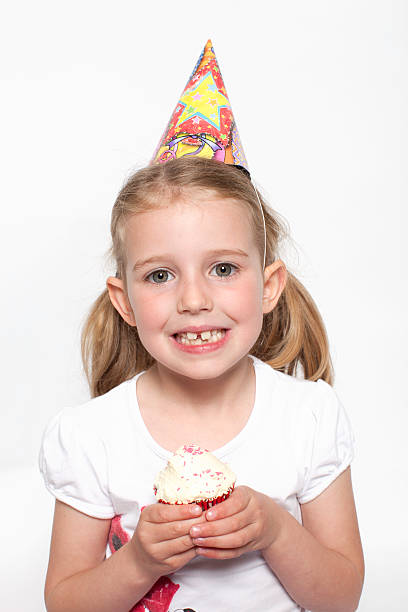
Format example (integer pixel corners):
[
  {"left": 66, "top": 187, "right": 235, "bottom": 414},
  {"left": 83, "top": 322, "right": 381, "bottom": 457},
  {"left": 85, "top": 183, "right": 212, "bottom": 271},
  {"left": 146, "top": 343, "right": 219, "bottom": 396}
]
[{"left": 151, "top": 40, "right": 249, "bottom": 173}]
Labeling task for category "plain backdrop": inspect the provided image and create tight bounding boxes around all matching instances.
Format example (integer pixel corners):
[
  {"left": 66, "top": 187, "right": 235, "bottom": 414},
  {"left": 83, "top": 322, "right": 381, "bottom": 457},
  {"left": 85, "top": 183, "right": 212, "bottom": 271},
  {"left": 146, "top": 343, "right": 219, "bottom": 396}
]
[{"left": 0, "top": 1, "right": 406, "bottom": 610}]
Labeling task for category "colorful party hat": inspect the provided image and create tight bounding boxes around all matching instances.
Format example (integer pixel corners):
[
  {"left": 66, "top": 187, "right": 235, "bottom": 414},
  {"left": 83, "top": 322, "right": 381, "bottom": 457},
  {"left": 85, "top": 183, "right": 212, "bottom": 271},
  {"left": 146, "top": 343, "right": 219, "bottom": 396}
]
[{"left": 151, "top": 40, "right": 249, "bottom": 174}]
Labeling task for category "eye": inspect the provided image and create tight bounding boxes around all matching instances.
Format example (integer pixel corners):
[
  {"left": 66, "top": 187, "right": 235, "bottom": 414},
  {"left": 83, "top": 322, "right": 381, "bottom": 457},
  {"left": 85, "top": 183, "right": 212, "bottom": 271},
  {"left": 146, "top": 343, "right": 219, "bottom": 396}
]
[
  {"left": 210, "top": 263, "right": 238, "bottom": 278},
  {"left": 145, "top": 269, "right": 174, "bottom": 284}
]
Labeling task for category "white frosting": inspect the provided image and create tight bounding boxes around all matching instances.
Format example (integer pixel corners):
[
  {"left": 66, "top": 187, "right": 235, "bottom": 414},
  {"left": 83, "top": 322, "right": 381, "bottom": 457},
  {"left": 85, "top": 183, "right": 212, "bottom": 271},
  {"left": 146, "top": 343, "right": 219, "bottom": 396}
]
[{"left": 154, "top": 444, "right": 236, "bottom": 504}]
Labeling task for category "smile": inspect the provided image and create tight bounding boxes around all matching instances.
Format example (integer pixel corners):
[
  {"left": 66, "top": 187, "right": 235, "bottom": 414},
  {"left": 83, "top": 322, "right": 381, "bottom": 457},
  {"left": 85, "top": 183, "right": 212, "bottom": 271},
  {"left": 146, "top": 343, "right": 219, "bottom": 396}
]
[{"left": 174, "top": 329, "right": 226, "bottom": 346}]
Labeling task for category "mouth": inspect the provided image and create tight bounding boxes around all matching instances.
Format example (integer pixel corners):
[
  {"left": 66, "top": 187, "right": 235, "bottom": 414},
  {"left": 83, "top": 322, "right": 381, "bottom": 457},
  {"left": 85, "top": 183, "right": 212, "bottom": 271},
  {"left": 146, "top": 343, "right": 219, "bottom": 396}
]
[{"left": 173, "top": 328, "right": 227, "bottom": 346}]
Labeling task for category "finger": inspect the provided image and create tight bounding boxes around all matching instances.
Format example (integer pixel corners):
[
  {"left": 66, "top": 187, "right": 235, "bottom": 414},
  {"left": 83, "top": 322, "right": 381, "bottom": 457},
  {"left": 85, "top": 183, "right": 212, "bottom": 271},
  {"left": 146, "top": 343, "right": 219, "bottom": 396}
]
[
  {"left": 190, "top": 510, "right": 250, "bottom": 539},
  {"left": 153, "top": 532, "right": 196, "bottom": 558},
  {"left": 156, "top": 515, "right": 206, "bottom": 542},
  {"left": 205, "top": 487, "right": 250, "bottom": 522},
  {"left": 163, "top": 547, "right": 198, "bottom": 572},
  {"left": 144, "top": 502, "right": 203, "bottom": 523},
  {"left": 196, "top": 544, "right": 250, "bottom": 560},
  {"left": 192, "top": 525, "right": 254, "bottom": 550}
]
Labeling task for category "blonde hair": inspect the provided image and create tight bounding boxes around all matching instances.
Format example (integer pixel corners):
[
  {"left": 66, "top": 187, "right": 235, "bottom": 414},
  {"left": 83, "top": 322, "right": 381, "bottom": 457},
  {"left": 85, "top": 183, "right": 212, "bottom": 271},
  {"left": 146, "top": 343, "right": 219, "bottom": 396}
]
[{"left": 82, "top": 157, "right": 333, "bottom": 397}]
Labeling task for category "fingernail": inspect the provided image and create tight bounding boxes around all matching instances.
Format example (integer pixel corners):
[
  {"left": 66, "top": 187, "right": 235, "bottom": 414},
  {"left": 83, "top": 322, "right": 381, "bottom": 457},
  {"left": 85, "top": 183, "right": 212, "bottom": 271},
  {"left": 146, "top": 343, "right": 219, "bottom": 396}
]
[
  {"left": 191, "top": 505, "right": 202, "bottom": 515},
  {"left": 190, "top": 526, "right": 201, "bottom": 536},
  {"left": 206, "top": 510, "right": 215, "bottom": 520}
]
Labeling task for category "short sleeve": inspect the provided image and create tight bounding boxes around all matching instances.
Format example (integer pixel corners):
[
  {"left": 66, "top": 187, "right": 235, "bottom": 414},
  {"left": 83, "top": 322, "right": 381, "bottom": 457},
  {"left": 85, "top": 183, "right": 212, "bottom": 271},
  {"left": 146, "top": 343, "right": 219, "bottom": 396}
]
[
  {"left": 297, "top": 380, "right": 355, "bottom": 504},
  {"left": 39, "top": 407, "right": 115, "bottom": 519}
]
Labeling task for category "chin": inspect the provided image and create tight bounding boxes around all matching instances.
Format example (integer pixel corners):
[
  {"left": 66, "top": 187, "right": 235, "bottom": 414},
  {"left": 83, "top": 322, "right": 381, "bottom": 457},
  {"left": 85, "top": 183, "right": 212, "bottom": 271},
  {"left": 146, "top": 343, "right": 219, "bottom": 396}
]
[{"left": 162, "top": 353, "right": 249, "bottom": 382}]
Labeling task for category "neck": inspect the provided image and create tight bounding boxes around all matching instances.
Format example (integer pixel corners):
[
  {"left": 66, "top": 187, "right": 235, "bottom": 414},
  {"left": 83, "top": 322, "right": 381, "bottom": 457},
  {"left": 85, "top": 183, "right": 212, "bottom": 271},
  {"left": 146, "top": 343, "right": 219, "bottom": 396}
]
[{"left": 145, "top": 356, "right": 254, "bottom": 414}]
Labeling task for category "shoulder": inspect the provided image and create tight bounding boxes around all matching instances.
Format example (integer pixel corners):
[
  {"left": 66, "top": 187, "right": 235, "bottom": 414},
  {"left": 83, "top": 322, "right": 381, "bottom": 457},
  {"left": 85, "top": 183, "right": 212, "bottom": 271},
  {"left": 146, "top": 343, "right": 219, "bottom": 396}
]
[
  {"left": 39, "top": 377, "right": 138, "bottom": 517},
  {"left": 51, "top": 376, "right": 135, "bottom": 434},
  {"left": 40, "top": 376, "right": 137, "bottom": 459},
  {"left": 250, "top": 357, "right": 355, "bottom": 503},
  {"left": 251, "top": 355, "right": 337, "bottom": 416},
  {"left": 251, "top": 356, "right": 351, "bottom": 443}
]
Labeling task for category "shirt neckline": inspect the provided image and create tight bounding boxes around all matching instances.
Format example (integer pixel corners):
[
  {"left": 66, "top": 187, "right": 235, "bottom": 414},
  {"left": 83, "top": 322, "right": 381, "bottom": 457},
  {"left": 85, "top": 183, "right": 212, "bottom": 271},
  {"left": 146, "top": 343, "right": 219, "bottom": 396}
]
[{"left": 126, "top": 355, "right": 271, "bottom": 461}]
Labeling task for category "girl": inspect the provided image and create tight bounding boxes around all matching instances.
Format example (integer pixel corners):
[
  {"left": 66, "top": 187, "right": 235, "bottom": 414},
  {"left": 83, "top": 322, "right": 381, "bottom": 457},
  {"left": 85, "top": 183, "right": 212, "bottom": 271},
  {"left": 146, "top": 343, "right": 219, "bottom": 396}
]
[{"left": 40, "top": 156, "right": 364, "bottom": 612}]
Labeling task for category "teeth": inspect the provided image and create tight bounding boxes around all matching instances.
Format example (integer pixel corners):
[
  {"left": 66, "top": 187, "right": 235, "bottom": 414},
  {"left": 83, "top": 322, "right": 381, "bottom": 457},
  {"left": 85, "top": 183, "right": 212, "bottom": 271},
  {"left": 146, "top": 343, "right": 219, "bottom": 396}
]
[{"left": 175, "top": 329, "right": 226, "bottom": 346}]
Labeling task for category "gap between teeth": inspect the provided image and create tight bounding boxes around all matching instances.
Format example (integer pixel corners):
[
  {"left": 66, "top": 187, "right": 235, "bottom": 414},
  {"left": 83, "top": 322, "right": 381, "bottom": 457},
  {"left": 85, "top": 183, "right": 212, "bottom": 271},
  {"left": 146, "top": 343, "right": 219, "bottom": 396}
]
[{"left": 176, "top": 330, "right": 225, "bottom": 345}]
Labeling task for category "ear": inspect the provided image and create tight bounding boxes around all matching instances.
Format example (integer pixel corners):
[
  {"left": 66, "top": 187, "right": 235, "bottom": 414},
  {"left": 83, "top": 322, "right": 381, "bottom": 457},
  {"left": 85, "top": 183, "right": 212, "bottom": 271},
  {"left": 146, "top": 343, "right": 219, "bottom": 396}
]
[
  {"left": 106, "top": 276, "right": 136, "bottom": 327},
  {"left": 262, "top": 260, "right": 287, "bottom": 314}
]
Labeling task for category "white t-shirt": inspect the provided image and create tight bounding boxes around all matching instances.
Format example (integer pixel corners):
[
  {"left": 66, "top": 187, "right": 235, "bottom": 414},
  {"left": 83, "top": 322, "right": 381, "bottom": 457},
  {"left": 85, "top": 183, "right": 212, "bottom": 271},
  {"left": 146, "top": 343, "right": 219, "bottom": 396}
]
[{"left": 39, "top": 355, "right": 355, "bottom": 612}]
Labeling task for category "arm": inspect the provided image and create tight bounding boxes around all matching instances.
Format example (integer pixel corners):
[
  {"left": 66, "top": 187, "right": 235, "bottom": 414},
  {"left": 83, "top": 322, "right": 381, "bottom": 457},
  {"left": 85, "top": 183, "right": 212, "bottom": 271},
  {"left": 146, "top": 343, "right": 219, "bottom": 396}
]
[
  {"left": 45, "top": 499, "right": 204, "bottom": 612},
  {"left": 190, "top": 468, "right": 364, "bottom": 612},
  {"left": 264, "top": 467, "right": 364, "bottom": 611}
]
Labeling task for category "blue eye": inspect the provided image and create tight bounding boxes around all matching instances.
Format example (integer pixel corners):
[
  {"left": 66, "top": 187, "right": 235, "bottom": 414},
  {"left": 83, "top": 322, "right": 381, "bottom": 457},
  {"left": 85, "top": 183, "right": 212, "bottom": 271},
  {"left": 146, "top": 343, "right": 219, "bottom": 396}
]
[
  {"left": 210, "top": 263, "right": 237, "bottom": 278},
  {"left": 146, "top": 269, "right": 174, "bottom": 284}
]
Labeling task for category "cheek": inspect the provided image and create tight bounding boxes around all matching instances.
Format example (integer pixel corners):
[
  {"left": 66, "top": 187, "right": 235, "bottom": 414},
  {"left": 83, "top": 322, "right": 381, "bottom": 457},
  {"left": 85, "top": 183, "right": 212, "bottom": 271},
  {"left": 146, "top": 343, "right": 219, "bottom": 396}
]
[
  {"left": 230, "top": 274, "right": 263, "bottom": 314},
  {"left": 128, "top": 288, "right": 171, "bottom": 331}
]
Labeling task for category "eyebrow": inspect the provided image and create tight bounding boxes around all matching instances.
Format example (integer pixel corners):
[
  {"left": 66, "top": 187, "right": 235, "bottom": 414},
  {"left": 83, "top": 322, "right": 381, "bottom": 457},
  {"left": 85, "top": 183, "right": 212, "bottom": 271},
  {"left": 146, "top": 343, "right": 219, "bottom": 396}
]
[{"left": 132, "top": 249, "right": 249, "bottom": 272}]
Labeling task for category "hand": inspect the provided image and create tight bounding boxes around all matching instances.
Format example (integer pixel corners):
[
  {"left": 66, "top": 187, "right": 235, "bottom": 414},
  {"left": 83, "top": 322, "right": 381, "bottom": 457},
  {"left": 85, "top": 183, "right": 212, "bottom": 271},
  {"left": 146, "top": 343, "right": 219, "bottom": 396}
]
[
  {"left": 129, "top": 503, "right": 205, "bottom": 579},
  {"left": 189, "top": 486, "right": 284, "bottom": 560}
]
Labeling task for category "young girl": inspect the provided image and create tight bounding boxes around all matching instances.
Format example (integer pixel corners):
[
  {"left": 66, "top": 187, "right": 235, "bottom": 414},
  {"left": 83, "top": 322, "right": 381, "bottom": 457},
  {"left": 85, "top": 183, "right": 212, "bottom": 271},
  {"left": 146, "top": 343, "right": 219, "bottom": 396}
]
[{"left": 40, "top": 156, "right": 364, "bottom": 612}]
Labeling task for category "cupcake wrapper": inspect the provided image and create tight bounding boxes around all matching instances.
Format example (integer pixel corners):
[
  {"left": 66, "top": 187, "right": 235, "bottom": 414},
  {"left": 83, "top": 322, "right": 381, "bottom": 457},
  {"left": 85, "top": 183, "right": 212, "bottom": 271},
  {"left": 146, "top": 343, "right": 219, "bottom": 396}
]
[{"left": 157, "top": 484, "right": 235, "bottom": 509}]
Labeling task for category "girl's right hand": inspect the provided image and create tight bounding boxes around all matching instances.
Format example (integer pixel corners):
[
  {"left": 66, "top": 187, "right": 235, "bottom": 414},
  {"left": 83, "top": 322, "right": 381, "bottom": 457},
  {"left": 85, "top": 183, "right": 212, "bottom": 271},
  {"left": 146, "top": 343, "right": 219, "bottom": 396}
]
[{"left": 129, "top": 503, "right": 204, "bottom": 580}]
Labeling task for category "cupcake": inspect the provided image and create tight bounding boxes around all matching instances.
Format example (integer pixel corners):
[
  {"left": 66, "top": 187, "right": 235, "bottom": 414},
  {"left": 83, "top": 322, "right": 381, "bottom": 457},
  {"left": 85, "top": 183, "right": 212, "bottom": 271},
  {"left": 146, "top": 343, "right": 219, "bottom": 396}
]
[{"left": 153, "top": 444, "right": 236, "bottom": 510}]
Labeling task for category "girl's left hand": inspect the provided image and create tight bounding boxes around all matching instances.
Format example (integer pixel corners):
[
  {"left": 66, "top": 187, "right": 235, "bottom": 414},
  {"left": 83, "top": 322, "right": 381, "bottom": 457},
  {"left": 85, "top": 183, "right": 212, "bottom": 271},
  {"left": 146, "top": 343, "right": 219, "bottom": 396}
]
[{"left": 189, "top": 485, "right": 285, "bottom": 559}]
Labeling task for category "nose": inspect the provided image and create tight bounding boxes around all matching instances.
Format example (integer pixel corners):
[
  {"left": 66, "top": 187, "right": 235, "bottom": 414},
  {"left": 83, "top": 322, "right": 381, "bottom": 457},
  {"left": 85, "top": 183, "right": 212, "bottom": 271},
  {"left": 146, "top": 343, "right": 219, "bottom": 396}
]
[{"left": 177, "top": 274, "right": 213, "bottom": 314}]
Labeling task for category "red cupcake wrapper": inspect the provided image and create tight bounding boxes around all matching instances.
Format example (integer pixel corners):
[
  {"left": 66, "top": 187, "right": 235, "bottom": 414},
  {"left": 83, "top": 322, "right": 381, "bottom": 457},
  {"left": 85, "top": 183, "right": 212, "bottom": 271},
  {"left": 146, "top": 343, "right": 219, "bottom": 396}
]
[{"left": 157, "top": 484, "right": 235, "bottom": 509}]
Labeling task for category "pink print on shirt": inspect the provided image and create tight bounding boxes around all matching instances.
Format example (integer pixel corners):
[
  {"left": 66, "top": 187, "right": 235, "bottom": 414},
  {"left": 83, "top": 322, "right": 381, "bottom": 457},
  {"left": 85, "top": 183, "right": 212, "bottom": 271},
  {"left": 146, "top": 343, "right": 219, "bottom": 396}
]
[{"left": 108, "top": 514, "right": 180, "bottom": 612}]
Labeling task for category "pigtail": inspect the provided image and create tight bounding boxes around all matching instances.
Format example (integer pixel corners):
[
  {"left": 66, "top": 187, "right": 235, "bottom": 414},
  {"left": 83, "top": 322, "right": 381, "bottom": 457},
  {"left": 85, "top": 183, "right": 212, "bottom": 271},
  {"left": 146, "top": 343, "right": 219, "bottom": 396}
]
[
  {"left": 252, "top": 272, "right": 334, "bottom": 385},
  {"left": 81, "top": 288, "right": 154, "bottom": 398}
]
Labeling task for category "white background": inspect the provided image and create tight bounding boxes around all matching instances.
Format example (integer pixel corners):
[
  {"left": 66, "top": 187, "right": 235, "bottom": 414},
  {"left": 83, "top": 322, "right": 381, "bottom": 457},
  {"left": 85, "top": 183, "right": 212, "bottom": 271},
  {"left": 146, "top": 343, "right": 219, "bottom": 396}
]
[{"left": 0, "top": 1, "right": 406, "bottom": 610}]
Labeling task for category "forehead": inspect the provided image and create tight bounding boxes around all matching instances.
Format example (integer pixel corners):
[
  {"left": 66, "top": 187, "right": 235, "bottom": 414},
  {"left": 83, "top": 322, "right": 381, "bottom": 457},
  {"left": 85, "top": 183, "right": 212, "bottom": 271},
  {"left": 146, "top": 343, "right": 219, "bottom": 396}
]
[{"left": 124, "top": 197, "right": 257, "bottom": 257}]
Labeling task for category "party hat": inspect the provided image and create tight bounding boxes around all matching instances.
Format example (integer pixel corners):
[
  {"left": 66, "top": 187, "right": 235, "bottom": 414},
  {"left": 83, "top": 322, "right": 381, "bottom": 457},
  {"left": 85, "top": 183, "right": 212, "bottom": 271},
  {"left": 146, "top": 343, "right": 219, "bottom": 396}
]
[{"left": 151, "top": 40, "right": 249, "bottom": 174}]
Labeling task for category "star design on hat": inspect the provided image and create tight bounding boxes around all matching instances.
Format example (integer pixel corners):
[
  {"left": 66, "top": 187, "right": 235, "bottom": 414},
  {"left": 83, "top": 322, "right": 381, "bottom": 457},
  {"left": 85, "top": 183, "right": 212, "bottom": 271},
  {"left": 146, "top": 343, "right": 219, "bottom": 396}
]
[{"left": 175, "top": 71, "right": 230, "bottom": 131}]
